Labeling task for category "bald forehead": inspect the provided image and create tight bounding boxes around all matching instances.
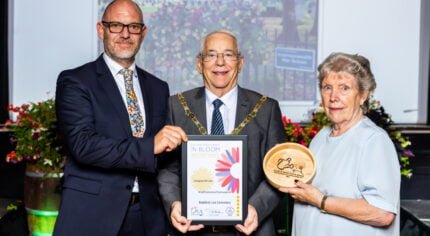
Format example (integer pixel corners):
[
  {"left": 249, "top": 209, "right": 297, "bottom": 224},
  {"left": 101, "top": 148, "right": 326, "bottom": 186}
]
[
  {"left": 102, "top": 0, "right": 143, "bottom": 22},
  {"left": 204, "top": 32, "right": 238, "bottom": 51}
]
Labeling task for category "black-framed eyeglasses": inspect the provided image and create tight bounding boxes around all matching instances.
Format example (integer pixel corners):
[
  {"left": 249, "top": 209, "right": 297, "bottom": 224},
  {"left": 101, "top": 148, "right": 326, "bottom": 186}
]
[
  {"left": 102, "top": 21, "right": 146, "bottom": 34},
  {"left": 200, "top": 51, "right": 241, "bottom": 62}
]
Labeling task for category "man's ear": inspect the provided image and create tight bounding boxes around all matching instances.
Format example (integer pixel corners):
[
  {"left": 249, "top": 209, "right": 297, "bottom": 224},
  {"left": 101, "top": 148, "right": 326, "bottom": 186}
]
[
  {"left": 96, "top": 22, "right": 104, "bottom": 40},
  {"left": 238, "top": 56, "right": 244, "bottom": 72},
  {"left": 140, "top": 26, "right": 148, "bottom": 40},
  {"left": 196, "top": 56, "right": 203, "bottom": 74}
]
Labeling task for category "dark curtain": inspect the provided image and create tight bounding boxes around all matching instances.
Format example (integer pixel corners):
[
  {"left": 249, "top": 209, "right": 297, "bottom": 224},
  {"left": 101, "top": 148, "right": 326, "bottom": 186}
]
[{"left": 0, "top": 0, "right": 9, "bottom": 123}]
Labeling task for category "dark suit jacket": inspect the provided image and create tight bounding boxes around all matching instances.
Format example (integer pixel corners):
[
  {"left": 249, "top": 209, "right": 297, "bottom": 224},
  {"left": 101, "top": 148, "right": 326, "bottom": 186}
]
[
  {"left": 158, "top": 87, "right": 285, "bottom": 235},
  {"left": 54, "top": 55, "right": 169, "bottom": 236}
]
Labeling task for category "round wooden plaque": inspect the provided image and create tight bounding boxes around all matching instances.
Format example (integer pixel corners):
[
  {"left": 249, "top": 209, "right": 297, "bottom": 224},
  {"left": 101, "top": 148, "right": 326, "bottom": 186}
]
[{"left": 263, "top": 142, "right": 316, "bottom": 188}]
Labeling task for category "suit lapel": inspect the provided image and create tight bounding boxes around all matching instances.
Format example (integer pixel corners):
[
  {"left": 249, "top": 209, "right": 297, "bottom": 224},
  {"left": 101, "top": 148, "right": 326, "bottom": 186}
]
[
  {"left": 136, "top": 69, "right": 152, "bottom": 137},
  {"left": 235, "top": 87, "right": 250, "bottom": 127},
  {"left": 191, "top": 87, "right": 207, "bottom": 130},
  {"left": 95, "top": 56, "right": 132, "bottom": 136}
]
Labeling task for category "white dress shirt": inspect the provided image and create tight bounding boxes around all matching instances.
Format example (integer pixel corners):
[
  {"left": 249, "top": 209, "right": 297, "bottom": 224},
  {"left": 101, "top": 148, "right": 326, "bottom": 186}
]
[{"left": 205, "top": 86, "right": 238, "bottom": 134}]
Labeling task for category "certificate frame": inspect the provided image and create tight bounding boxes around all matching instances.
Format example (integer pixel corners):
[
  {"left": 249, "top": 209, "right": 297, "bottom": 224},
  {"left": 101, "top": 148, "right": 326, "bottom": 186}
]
[{"left": 182, "top": 135, "right": 248, "bottom": 225}]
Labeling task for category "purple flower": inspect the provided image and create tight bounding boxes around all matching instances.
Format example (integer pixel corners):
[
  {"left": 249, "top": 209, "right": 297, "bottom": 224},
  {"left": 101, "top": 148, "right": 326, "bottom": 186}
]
[
  {"left": 32, "top": 132, "right": 40, "bottom": 139},
  {"left": 9, "top": 137, "right": 16, "bottom": 144},
  {"left": 403, "top": 149, "right": 415, "bottom": 157}
]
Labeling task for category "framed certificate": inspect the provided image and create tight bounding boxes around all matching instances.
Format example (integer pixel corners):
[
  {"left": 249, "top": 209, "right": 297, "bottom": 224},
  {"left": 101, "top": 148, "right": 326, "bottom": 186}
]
[{"left": 182, "top": 135, "right": 248, "bottom": 225}]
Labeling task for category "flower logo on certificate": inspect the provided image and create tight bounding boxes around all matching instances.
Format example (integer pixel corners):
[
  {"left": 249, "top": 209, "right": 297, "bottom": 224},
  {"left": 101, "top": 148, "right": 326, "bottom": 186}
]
[{"left": 215, "top": 147, "right": 241, "bottom": 193}]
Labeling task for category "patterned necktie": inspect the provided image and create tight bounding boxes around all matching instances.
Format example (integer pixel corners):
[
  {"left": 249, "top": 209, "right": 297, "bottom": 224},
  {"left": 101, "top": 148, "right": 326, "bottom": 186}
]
[
  {"left": 120, "top": 69, "right": 145, "bottom": 138},
  {"left": 211, "top": 99, "right": 224, "bottom": 135}
]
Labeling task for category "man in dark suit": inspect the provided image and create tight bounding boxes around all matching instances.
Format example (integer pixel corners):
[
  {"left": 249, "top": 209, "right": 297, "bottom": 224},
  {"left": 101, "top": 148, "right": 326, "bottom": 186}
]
[
  {"left": 158, "top": 30, "right": 286, "bottom": 235},
  {"left": 54, "top": 0, "right": 186, "bottom": 235}
]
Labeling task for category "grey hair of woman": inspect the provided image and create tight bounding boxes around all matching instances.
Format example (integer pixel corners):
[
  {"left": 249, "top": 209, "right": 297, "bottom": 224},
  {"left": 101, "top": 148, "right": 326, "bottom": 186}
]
[{"left": 317, "top": 52, "right": 377, "bottom": 113}]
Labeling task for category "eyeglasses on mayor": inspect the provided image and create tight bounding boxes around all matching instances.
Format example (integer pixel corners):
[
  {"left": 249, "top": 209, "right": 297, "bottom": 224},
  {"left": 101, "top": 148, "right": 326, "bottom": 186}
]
[{"left": 200, "top": 51, "right": 241, "bottom": 62}]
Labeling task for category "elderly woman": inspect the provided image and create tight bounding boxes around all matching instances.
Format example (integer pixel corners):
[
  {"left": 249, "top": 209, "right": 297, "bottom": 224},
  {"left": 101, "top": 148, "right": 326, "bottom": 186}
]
[{"left": 279, "top": 52, "right": 400, "bottom": 235}]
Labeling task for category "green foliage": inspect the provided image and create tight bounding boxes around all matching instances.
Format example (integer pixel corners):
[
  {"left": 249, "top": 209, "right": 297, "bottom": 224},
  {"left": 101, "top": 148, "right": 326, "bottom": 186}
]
[
  {"left": 6, "top": 204, "right": 18, "bottom": 212},
  {"left": 5, "top": 99, "right": 65, "bottom": 173}
]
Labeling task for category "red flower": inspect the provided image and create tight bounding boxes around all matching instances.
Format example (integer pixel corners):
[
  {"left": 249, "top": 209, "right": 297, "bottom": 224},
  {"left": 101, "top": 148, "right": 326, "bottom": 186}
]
[
  {"left": 21, "top": 104, "right": 30, "bottom": 110},
  {"left": 6, "top": 151, "right": 17, "bottom": 163},
  {"left": 281, "top": 116, "right": 287, "bottom": 127},
  {"left": 7, "top": 151, "right": 16, "bottom": 158},
  {"left": 7, "top": 104, "right": 14, "bottom": 111},
  {"left": 281, "top": 116, "right": 286, "bottom": 126},
  {"left": 300, "top": 140, "right": 308, "bottom": 147}
]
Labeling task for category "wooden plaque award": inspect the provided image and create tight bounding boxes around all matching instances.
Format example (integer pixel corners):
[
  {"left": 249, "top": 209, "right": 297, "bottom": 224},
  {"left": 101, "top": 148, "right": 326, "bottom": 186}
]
[{"left": 263, "top": 142, "right": 316, "bottom": 188}]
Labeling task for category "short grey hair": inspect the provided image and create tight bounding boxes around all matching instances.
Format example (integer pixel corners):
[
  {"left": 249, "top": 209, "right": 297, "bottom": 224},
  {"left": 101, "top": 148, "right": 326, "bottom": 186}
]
[
  {"left": 318, "top": 52, "right": 376, "bottom": 113},
  {"left": 197, "top": 30, "right": 241, "bottom": 59}
]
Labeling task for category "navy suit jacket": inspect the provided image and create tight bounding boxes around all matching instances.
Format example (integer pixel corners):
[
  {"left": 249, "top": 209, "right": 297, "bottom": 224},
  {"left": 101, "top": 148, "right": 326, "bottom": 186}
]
[{"left": 54, "top": 55, "right": 168, "bottom": 236}]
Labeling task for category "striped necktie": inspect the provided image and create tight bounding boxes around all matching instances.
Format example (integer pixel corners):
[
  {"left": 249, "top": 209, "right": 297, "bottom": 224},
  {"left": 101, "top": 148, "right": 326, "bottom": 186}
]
[
  {"left": 211, "top": 99, "right": 224, "bottom": 135},
  {"left": 120, "top": 69, "right": 145, "bottom": 138}
]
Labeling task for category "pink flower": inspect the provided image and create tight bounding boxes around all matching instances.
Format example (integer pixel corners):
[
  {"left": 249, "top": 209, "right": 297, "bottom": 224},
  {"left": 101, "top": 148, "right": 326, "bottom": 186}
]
[{"left": 403, "top": 149, "right": 415, "bottom": 157}]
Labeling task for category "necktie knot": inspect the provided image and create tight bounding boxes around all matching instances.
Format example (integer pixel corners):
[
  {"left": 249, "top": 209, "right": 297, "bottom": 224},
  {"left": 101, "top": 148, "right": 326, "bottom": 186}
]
[
  {"left": 213, "top": 99, "right": 223, "bottom": 110},
  {"left": 120, "top": 69, "right": 133, "bottom": 84}
]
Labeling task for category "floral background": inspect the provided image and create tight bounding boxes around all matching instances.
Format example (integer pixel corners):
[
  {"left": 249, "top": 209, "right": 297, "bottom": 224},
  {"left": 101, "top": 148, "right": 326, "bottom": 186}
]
[{"left": 98, "top": 0, "right": 318, "bottom": 101}]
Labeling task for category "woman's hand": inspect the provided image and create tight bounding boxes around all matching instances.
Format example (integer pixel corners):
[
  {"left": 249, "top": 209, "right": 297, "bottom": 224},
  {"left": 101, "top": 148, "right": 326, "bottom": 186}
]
[
  {"left": 279, "top": 181, "right": 396, "bottom": 227},
  {"left": 279, "top": 180, "right": 325, "bottom": 208}
]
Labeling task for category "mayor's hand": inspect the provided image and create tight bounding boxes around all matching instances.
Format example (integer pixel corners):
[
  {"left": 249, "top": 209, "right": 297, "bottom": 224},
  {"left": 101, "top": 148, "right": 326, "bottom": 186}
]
[
  {"left": 170, "top": 201, "right": 204, "bottom": 233},
  {"left": 154, "top": 125, "right": 187, "bottom": 154},
  {"left": 235, "top": 204, "right": 258, "bottom": 235}
]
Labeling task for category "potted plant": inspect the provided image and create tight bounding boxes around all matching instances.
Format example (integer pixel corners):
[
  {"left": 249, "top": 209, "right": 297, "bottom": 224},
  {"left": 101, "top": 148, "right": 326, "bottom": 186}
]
[{"left": 4, "top": 98, "right": 65, "bottom": 236}]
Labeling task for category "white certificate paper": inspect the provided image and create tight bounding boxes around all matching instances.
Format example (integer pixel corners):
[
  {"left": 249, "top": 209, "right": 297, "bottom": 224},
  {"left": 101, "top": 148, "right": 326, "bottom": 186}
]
[{"left": 182, "top": 135, "right": 247, "bottom": 225}]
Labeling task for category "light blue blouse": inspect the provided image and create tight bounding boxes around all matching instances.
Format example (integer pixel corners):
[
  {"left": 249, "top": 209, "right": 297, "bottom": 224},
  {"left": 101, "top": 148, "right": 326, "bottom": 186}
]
[{"left": 292, "top": 117, "right": 400, "bottom": 236}]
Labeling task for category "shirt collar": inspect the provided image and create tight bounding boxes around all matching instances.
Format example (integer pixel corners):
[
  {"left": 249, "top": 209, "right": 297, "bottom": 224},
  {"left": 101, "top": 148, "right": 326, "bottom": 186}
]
[
  {"left": 205, "top": 86, "right": 238, "bottom": 109},
  {"left": 103, "top": 53, "right": 137, "bottom": 77}
]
